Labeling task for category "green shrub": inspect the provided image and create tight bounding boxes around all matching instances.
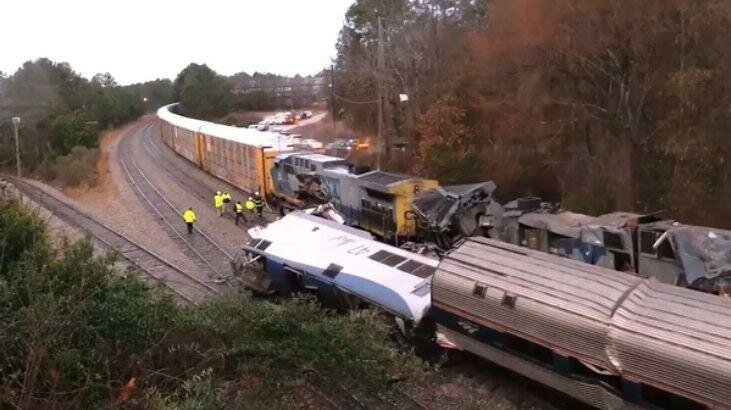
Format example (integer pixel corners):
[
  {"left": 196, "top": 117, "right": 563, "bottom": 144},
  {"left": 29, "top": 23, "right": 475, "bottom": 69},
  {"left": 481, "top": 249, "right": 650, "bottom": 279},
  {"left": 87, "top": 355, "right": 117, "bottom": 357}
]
[
  {"left": 38, "top": 145, "right": 100, "bottom": 187},
  {"left": 50, "top": 111, "right": 99, "bottom": 155},
  {"left": 0, "top": 195, "right": 427, "bottom": 408}
]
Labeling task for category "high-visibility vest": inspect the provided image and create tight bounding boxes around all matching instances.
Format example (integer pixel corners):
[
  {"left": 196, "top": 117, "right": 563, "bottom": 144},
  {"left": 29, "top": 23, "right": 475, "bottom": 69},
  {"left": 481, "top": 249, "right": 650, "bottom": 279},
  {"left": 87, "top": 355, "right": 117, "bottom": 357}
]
[
  {"left": 235, "top": 203, "right": 244, "bottom": 214},
  {"left": 223, "top": 192, "right": 231, "bottom": 203},
  {"left": 245, "top": 200, "right": 255, "bottom": 210},
  {"left": 183, "top": 210, "right": 196, "bottom": 223},
  {"left": 252, "top": 196, "right": 263, "bottom": 207},
  {"left": 214, "top": 194, "right": 223, "bottom": 208}
]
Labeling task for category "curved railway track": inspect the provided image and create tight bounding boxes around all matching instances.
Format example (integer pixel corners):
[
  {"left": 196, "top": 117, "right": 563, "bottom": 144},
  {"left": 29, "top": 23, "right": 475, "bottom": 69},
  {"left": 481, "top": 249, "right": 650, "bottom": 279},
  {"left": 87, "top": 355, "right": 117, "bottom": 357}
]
[
  {"left": 137, "top": 122, "right": 275, "bottom": 226},
  {"left": 13, "top": 179, "right": 218, "bottom": 305},
  {"left": 119, "top": 129, "right": 234, "bottom": 286}
]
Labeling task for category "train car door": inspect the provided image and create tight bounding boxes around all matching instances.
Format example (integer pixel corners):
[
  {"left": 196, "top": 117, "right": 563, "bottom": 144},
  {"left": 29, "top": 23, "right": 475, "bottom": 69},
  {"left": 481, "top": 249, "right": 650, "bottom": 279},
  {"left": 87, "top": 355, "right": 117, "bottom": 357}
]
[{"left": 194, "top": 133, "right": 204, "bottom": 168}]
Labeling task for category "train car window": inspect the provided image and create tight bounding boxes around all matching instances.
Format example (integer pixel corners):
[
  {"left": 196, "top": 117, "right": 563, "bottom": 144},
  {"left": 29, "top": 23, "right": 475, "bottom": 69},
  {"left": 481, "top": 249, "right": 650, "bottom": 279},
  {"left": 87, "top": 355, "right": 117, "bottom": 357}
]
[
  {"left": 255, "top": 240, "right": 272, "bottom": 251},
  {"left": 304, "top": 160, "right": 310, "bottom": 169},
  {"left": 603, "top": 231, "right": 624, "bottom": 249},
  {"left": 364, "top": 188, "right": 394, "bottom": 202},
  {"left": 640, "top": 230, "right": 656, "bottom": 254},
  {"left": 284, "top": 164, "right": 295, "bottom": 174},
  {"left": 502, "top": 293, "right": 517, "bottom": 308},
  {"left": 472, "top": 283, "right": 487, "bottom": 298},
  {"left": 322, "top": 263, "right": 343, "bottom": 279},
  {"left": 656, "top": 237, "right": 675, "bottom": 259},
  {"left": 310, "top": 163, "right": 316, "bottom": 172},
  {"left": 247, "top": 239, "right": 260, "bottom": 248},
  {"left": 369, "top": 250, "right": 395, "bottom": 262},
  {"left": 368, "top": 250, "right": 407, "bottom": 266},
  {"left": 397, "top": 260, "right": 436, "bottom": 278}
]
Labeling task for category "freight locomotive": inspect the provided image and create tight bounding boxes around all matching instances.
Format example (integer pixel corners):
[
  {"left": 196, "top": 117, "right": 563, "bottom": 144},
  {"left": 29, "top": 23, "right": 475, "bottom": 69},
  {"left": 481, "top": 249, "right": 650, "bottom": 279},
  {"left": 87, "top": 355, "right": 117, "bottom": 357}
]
[{"left": 233, "top": 211, "right": 731, "bottom": 410}]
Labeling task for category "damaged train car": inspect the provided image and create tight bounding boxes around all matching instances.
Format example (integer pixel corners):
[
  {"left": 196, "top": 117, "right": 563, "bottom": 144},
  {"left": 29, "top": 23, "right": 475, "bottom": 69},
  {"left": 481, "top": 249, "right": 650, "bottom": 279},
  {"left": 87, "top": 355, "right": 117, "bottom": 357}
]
[
  {"left": 493, "top": 199, "right": 731, "bottom": 296},
  {"left": 233, "top": 215, "right": 731, "bottom": 409},
  {"left": 410, "top": 181, "right": 504, "bottom": 249},
  {"left": 231, "top": 210, "right": 438, "bottom": 334}
]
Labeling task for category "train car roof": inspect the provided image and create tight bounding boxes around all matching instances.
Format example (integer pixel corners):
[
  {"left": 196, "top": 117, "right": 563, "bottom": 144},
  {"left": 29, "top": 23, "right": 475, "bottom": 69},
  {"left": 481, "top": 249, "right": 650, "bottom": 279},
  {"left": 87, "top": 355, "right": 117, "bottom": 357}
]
[
  {"left": 245, "top": 211, "right": 437, "bottom": 323},
  {"left": 320, "top": 168, "right": 434, "bottom": 190},
  {"left": 434, "top": 237, "right": 731, "bottom": 405},
  {"left": 277, "top": 152, "right": 346, "bottom": 164},
  {"left": 158, "top": 104, "right": 298, "bottom": 152}
]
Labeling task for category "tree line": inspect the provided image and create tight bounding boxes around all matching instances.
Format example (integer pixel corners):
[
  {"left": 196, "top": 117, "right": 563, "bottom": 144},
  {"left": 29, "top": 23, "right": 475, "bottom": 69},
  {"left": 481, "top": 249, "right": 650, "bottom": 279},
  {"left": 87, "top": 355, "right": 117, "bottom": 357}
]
[
  {"left": 333, "top": 0, "right": 731, "bottom": 228},
  {"left": 0, "top": 58, "right": 174, "bottom": 181}
]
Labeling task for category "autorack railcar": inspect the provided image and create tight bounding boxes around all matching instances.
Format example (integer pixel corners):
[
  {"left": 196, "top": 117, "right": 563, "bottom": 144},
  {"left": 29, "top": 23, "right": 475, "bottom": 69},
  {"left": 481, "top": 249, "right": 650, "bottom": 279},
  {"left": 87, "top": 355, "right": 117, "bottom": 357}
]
[{"left": 159, "top": 103, "right": 304, "bottom": 199}]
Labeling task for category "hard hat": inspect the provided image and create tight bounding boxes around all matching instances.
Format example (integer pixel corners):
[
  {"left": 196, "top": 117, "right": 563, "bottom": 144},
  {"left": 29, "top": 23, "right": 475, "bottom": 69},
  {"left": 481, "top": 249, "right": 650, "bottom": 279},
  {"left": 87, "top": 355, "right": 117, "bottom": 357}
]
[
  {"left": 255, "top": 191, "right": 260, "bottom": 196},
  {"left": 217, "top": 191, "right": 221, "bottom": 195}
]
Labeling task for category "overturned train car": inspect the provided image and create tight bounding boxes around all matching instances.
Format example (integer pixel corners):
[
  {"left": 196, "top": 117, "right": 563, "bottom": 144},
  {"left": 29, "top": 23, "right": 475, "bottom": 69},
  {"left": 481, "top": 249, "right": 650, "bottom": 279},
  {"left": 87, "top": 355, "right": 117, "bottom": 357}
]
[{"left": 234, "top": 215, "right": 731, "bottom": 409}]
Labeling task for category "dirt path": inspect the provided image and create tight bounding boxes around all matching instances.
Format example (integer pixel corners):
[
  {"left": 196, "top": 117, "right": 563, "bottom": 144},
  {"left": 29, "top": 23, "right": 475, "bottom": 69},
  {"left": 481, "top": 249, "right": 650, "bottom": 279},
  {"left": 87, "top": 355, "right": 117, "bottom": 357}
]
[{"left": 28, "top": 119, "right": 200, "bottom": 276}]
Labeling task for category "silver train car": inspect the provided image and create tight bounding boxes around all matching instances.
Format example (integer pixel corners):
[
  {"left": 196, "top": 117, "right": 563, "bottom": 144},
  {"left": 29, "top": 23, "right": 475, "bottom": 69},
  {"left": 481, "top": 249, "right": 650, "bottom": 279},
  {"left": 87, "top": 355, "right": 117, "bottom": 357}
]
[{"left": 432, "top": 237, "right": 731, "bottom": 409}]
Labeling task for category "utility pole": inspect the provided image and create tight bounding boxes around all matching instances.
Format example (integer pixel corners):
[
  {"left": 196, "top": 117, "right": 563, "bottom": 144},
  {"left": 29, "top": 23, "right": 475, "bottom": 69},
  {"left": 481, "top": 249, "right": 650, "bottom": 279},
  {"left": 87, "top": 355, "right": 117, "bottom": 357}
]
[
  {"left": 11, "top": 117, "right": 21, "bottom": 180},
  {"left": 330, "top": 64, "right": 336, "bottom": 135},
  {"left": 376, "top": 16, "right": 385, "bottom": 171}
]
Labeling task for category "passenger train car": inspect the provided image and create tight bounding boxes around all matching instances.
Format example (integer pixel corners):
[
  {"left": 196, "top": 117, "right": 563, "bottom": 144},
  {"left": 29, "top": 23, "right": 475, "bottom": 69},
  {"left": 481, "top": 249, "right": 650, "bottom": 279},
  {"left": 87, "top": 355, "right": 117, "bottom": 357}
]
[
  {"left": 236, "top": 215, "right": 731, "bottom": 410},
  {"left": 433, "top": 237, "right": 731, "bottom": 409},
  {"left": 231, "top": 211, "right": 437, "bottom": 329}
]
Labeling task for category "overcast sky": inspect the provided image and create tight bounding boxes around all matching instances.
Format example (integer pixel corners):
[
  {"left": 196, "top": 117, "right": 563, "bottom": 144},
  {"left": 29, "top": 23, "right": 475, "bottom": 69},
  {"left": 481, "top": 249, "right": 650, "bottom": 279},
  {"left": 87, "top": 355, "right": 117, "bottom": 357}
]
[{"left": 0, "top": 0, "right": 354, "bottom": 85}]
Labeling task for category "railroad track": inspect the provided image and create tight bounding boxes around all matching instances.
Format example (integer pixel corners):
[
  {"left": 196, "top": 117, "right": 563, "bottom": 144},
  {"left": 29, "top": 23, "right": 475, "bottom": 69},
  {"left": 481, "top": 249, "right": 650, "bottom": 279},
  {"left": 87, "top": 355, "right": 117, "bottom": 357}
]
[
  {"left": 119, "top": 130, "right": 234, "bottom": 286},
  {"left": 303, "top": 369, "right": 426, "bottom": 410},
  {"left": 13, "top": 179, "right": 218, "bottom": 305},
  {"left": 137, "top": 122, "right": 277, "bottom": 224}
]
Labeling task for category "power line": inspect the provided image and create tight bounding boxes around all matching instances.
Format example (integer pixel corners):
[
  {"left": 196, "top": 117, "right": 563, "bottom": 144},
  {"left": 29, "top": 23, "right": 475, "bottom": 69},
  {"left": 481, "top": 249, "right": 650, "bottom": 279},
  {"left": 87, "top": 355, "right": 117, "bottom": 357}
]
[{"left": 332, "top": 91, "right": 379, "bottom": 105}]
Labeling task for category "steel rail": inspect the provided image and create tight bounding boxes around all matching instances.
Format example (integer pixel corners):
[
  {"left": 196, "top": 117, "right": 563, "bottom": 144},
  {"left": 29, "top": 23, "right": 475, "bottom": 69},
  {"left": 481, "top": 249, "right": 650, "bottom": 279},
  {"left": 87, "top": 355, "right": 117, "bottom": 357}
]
[
  {"left": 12, "top": 179, "right": 219, "bottom": 304},
  {"left": 119, "top": 132, "right": 233, "bottom": 287}
]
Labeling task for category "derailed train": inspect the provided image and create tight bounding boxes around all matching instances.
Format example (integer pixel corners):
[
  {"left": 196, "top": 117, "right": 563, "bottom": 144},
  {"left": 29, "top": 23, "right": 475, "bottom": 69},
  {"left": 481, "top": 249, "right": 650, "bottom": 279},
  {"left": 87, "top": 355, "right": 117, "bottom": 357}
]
[
  {"left": 159, "top": 103, "right": 440, "bottom": 242},
  {"left": 233, "top": 211, "right": 731, "bottom": 409},
  {"left": 158, "top": 104, "right": 730, "bottom": 295}
]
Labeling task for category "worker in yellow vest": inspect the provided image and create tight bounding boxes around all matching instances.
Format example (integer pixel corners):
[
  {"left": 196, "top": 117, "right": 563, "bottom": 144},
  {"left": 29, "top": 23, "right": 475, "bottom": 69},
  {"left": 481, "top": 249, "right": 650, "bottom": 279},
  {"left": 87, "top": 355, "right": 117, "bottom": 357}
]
[
  {"left": 214, "top": 191, "right": 223, "bottom": 217},
  {"left": 245, "top": 197, "right": 255, "bottom": 217},
  {"left": 235, "top": 200, "right": 245, "bottom": 225},
  {"left": 182, "top": 207, "right": 197, "bottom": 234},
  {"left": 222, "top": 191, "right": 232, "bottom": 214},
  {"left": 252, "top": 191, "right": 264, "bottom": 217}
]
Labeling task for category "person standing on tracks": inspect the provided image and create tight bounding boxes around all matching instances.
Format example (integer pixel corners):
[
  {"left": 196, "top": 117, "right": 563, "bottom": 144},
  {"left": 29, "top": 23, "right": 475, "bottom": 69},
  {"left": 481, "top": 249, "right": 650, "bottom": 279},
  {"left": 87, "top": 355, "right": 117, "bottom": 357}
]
[
  {"left": 234, "top": 200, "right": 245, "bottom": 225},
  {"left": 245, "top": 196, "right": 255, "bottom": 217},
  {"left": 222, "top": 191, "right": 232, "bottom": 214},
  {"left": 252, "top": 191, "right": 264, "bottom": 218},
  {"left": 214, "top": 191, "right": 224, "bottom": 217},
  {"left": 183, "top": 207, "right": 197, "bottom": 234}
]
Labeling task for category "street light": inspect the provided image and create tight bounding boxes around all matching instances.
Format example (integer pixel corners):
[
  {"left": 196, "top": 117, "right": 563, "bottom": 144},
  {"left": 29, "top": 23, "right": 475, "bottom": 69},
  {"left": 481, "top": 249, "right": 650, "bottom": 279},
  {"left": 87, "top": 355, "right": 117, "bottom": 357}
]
[{"left": 11, "top": 117, "right": 21, "bottom": 180}]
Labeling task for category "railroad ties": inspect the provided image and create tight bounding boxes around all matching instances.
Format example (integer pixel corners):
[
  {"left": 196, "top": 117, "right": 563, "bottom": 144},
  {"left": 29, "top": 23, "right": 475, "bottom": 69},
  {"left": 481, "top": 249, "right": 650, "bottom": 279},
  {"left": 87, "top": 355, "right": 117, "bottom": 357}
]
[
  {"left": 14, "top": 179, "right": 218, "bottom": 305},
  {"left": 120, "top": 132, "right": 234, "bottom": 291},
  {"left": 138, "top": 123, "right": 274, "bottom": 226}
]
